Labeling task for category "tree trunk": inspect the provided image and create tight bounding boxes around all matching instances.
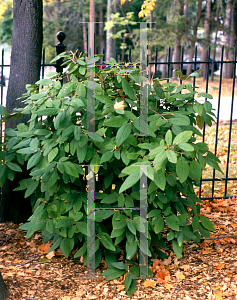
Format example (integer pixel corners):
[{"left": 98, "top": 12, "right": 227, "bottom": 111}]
[
  {"left": 0, "top": 272, "right": 9, "bottom": 300},
  {"left": 89, "top": 0, "right": 95, "bottom": 56},
  {"left": 187, "top": 0, "right": 202, "bottom": 75},
  {"left": 99, "top": 2, "right": 105, "bottom": 55},
  {"left": 0, "top": 0, "right": 43, "bottom": 224},
  {"left": 211, "top": 0, "right": 220, "bottom": 81},
  {"left": 82, "top": 15, "right": 87, "bottom": 54},
  {"left": 200, "top": 0, "right": 211, "bottom": 80},
  {"left": 223, "top": 0, "right": 235, "bottom": 78},
  {"left": 106, "top": 0, "right": 113, "bottom": 61},
  {"left": 173, "top": 0, "right": 184, "bottom": 70}
]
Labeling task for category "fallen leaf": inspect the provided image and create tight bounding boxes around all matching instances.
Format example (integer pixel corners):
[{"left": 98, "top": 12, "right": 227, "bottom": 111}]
[
  {"left": 46, "top": 250, "right": 55, "bottom": 259},
  {"left": 117, "top": 285, "right": 125, "bottom": 292},
  {"left": 180, "top": 264, "right": 190, "bottom": 271},
  {"left": 164, "top": 283, "right": 174, "bottom": 290},
  {"left": 162, "top": 256, "right": 172, "bottom": 265},
  {"left": 143, "top": 279, "right": 157, "bottom": 288},
  {"left": 175, "top": 271, "right": 185, "bottom": 280},
  {"left": 38, "top": 243, "right": 51, "bottom": 253},
  {"left": 213, "top": 290, "right": 223, "bottom": 300}
]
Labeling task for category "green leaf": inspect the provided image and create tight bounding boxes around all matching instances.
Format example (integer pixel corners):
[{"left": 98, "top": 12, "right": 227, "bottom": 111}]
[
  {"left": 0, "top": 104, "right": 5, "bottom": 116},
  {"left": 55, "top": 217, "right": 74, "bottom": 228},
  {"left": 27, "top": 152, "right": 42, "bottom": 170},
  {"left": 94, "top": 210, "right": 114, "bottom": 222},
  {"left": 204, "top": 101, "right": 212, "bottom": 113},
  {"left": 74, "top": 242, "right": 87, "bottom": 258},
  {"left": 153, "top": 150, "right": 167, "bottom": 170},
  {"left": 176, "top": 157, "right": 189, "bottom": 183},
  {"left": 104, "top": 116, "right": 127, "bottom": 127},
  {"left": 126, "top": 241, "right": 138, "bottom": 260},
  {"left": 200, "top": 215, "right": 215, "bottom": 231},
  {"left": 101, "top": 268, "right": 126, "bottom": 281},
  {"left": 167, "top": 231, "right": 175, "bottom": 241},
  {"left": 60, "top": 237, "right": 75, "bottom": 258},
  {"left": 119, "top": 170, "right": 140, "bottom": 193},
  {"left": 127, "top": 220, "right": 136, "bottom": 235},
  {"left": 121, "top": 165, "right": 139, "bottom": 175},
  {"left": 76, "top": 222, "right": 88, "bottom": 236},
  {"left": 165, "top": 129, "right": 172, "bottom": 146},
  {"left": 169, "top": 117, "right": 190, "bottom": 126},
  {"left": 100, "top": 151, "right": 113, "bottom": 164},
  {"left": 36, "top": 108, "right": 58, "bottom": 116},
  {"left": 25, "top": 180, "right": 39, "bottom": 198},
  {"left": 178, "top": 143, "right": 194, "bottom": 152},
  {"left": 198, "top": 223, "right": 210, "bottom": 238},
  {"left": 172, "top": 239, "right": 183, "bottom": 259},
  {"left": 173, "top": 131, "right": 193, "bottom": 145},
  {"left": 54, "top": 110, "right": 70, "bottom": 130},
  {"left": 36, "top": 78, "right": 52, "bottom": 86},
  {"left": 192, "top": 215, "right": 200, "bottom": 231},
  {"left": 62, "top": 161, "right": 79, "bottom": 178},
  {"left": 101, "top": 193, "right": 119, "bottom": 204},
  {"left": 196, "top": 115, "right": 204, "bottom": 129},
  {"left": 48, "top": 148, "right": 58, "bottom": 162},
  {"left": 166, "top": 215, "right": 179, "bottom": 231},
  {"left": 199, "top": 92, "right": 213, "bottom": 99},
  {"left": 88, "top": 132, "right": 104, "bottom": 143},
  {"left": 166, "top": 150, "right": 177, "bottom": 164},
  {"left": 122, "top": 78, "right": 136, "bottom": 100},
  {"left": 110, "top": 262, "right": 128, "bottom": 270},
  {"left": 189, "top": 160, "right": 202, "bottom": 182},
  {"left": 97, "top": 232, "right": 116, "bottom": 251},
  {"left": 154, "top": 169, "right": 166, "bottom": 191},
  {"left": 77, "top": 144, "right": 87, "bottom": 163},
  {"left": 154, "top": 215, "right": 165, "bottom": 234},
  {"left": 193, "top": 103, "right": 204, "bottom": 116},
  {"left": 74, "top": 126, "right": 82, "bottom": 141},
  {"left": 57, "top": 82, "right": 75, "bottom": 98},
  {"left": 116, "top": 123, "right": 131, "bottom": 146},
  {"left": 6, "top": 162, "right": 22, "bottom": 172},
  {"left": 47, "top": 236, "right": 63, "bottom": 253}
]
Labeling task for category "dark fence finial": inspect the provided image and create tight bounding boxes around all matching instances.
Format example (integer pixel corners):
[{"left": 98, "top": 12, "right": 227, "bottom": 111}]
[
  {"left": 55, "top": 31, "right": 66, "bottom": 77},
  {"left": 56, "top": 31, "right": 66, "bottom": 44}
]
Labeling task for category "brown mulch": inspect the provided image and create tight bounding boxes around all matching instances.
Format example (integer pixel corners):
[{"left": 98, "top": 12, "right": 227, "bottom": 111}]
[{"left": 0, "top": 198, "right": 237, "bottom": 300}]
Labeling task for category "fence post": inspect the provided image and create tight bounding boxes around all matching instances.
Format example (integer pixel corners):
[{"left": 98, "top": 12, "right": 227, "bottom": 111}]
[{"left": 55, "top": 31, "right": 66, "bottom": 81}]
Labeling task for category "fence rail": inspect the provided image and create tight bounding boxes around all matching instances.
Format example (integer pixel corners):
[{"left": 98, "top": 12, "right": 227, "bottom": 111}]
[{"left": 1, "top": 33, "right": 236, "bottom": 202}]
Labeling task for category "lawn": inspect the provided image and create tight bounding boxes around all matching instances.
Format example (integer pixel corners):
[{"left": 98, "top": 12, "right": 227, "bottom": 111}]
[{"left": 195, "top": 124, "right": 237, "bottom": 199}]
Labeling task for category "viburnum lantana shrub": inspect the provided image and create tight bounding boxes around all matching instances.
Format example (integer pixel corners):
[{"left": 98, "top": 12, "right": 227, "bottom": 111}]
[{"left": 0, "top": 53, "right": 221, "bottom": 296}]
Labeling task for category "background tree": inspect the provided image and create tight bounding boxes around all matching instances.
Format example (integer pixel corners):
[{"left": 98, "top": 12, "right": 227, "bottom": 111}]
[
  {"left": 200, "top": 0, "right": 211, "bottom": 79},
  {"left": 0, "top": 0, "right": 13, "bottom": 45},
  {"left": 0, "top": 0, "right": 43, "bottom": 224},
  {"left": 223, "top": 0, "right": 237, "bottom": 78},
  {"left": 187, "top": 0, "right": 202, "bottom": 75}
]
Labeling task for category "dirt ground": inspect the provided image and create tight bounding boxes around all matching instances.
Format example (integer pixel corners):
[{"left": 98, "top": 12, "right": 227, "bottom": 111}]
[{"left": 0, "top": 197, "right": 237, "bottom": 300}]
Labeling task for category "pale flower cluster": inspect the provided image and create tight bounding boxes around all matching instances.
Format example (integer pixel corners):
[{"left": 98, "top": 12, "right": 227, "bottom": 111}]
[{"left": 114, "top": 100, "right": 125, "bottom": 110}]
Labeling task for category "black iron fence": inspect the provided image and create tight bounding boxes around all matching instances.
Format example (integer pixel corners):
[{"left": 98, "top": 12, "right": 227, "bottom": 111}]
[{"left": 0, "top": 32, "right": 236, "bottom": 202}]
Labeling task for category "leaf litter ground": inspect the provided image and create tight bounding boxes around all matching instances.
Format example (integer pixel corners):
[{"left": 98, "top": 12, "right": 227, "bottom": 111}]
[
  {"left": 0, "top": 196, "right": 237, "bottom": 300},
  {"left": 1, "top": 82, "right": 237, "bottom": 299}
]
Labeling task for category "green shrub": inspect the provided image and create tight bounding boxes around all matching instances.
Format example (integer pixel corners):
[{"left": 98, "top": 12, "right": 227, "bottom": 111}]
[{"left": 0, "top": 53, "right": 221, "bottom": 296}]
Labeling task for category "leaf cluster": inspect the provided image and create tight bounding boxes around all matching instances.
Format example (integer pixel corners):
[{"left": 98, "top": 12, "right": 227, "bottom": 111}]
[{"left": 0, "top": 53, "right": 220, "bottom": 296}]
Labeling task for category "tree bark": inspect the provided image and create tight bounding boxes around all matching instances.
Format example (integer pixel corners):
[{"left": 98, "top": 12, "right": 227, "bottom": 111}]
[
  {"left": 106, "top": 0, "right": 113, "bottom": 61},
  {"left": 173, "top": 0, "right": 184, "bottom": 70},
  {"left": 99, "top": 2, "right": 105, "bottom": 55},
  {"left": 82, "top": 15, "right": 87, "bottom": 54},
  {"left": 211, "top": 0, "right": 220, "bottom": 81},
  {"left": 200, "top": 0, "right": 211, "bottom": 80},
  {"left": 0, "top": 271, "right": 9, "bottom": 300},
  {"left": 187, "top": 0, "right": 202, "bottom": 75},
  {"left": 223, "top": 0, "right": 235, "bottom": 78},
  {"left": 0, "top": 0, "right": 43, "bottom": 224}
]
